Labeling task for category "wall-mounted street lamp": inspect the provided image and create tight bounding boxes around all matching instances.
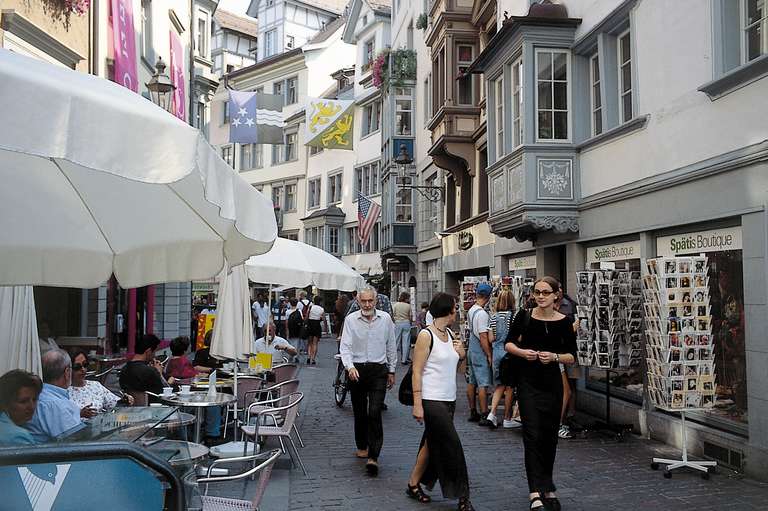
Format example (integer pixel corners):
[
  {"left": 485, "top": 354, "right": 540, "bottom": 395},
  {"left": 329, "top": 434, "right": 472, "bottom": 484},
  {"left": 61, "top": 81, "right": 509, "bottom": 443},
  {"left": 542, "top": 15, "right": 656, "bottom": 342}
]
[
  {"left": 145, "top": 57, "right": 176, "bottom": 112},
  {"left": 394, "top": 144, "right": 444, "bottom": 202}
]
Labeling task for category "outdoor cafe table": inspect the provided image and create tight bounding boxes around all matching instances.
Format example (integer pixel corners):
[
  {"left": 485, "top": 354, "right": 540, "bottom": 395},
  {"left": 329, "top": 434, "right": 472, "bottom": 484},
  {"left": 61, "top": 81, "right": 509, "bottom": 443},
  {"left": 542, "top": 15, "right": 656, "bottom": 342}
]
[{"left": 159, "top": 392, "right": 236, "bottom": 443}]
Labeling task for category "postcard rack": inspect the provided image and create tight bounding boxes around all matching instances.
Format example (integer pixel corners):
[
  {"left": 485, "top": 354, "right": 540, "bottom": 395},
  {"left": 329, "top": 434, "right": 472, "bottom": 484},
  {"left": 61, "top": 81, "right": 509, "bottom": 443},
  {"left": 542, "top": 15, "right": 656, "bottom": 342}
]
[{"left": 643, "top": 255, "right": 718, "bottom": 478}]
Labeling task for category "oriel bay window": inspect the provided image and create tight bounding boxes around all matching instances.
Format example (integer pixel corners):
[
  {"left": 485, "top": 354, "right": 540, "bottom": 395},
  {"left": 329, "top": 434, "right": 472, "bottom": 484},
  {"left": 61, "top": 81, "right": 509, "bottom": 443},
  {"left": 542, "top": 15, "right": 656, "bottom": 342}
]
[
  {"left": 395, "top": 180, "right": 413, "bottom": 223},
  {"left": 590, "top": 54, "right": 603, "bottom": 135},
  {"left": 328, "top": 226, "right": 340, "bottom": 254},
  {"left": 395, "top": 88, "right": 412, "bottom": 136},
  {"left": 494, "top": 76, "right": 504, "bottom": 159},
  {"left": 456, "top": 45, "right": 474, "bottom": 105},
  {"left": 512, "top": 58, "right": 524, "bottom": 148},
  {"left": 536, "top": 49, "right": 569, "bottom": 141}
]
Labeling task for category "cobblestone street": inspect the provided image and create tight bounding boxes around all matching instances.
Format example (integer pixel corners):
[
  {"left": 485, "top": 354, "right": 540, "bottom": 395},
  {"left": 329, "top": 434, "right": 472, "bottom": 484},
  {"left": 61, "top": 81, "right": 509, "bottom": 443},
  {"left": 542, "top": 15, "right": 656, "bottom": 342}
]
[{"left": 257, "top": 338, "right": 768, "bottom": 511}]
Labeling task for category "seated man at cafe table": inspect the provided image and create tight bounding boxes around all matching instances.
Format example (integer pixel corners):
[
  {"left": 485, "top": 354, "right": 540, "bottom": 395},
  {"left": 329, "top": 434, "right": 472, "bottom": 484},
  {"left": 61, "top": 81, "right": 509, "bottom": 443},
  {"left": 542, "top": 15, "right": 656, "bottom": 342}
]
[
  {"left": 26, "top": 349, "right": 84, "bottom": 442},
  {"left": 120, "top": 334, "right": 175, "bottom": 397},
  {"left": 253, "top": 323, "right": 298, "bottom": 360},
  {"left": 0, "top": 369, "right": 43, "bottom": 446}
]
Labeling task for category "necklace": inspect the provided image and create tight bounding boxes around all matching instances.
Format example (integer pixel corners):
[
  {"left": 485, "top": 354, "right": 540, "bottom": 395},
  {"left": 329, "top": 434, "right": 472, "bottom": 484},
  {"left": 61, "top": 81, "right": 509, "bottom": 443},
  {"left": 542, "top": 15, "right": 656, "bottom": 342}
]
[{"left": 434, "top": 324, "right": 447, "bottom": 334}]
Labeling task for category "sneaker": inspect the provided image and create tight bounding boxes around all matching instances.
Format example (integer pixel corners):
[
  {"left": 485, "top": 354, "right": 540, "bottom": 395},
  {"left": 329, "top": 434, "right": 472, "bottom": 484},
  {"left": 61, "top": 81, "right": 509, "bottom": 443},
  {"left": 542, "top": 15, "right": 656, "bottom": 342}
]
[
  {"left": 478, "top": 414, "right": 491, "bottom": 427},
  {"left": 467, "top": 410, "right": 481, "bottom": 422},
  {"left": 485, "top": 413, "right": 498, "bottom": 429},
  {"left": 503, "top": 418, "right": 522, "bottom": 429},
  {"left": 558, "top": 424, "right": 572, "bottom": 439}
]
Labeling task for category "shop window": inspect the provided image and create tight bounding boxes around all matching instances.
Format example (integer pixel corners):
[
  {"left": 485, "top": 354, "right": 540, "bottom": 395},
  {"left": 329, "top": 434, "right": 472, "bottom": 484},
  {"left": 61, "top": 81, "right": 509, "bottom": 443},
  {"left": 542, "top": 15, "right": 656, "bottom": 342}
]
[
  {"left": 535, "top": 49, "right": 570, "bottom": 141},
  {"left": 456, "top": 45, "right": 474, "bottom": 105},
  {"left": 590, "top": 53, "right": 603, "bottom": 135}
]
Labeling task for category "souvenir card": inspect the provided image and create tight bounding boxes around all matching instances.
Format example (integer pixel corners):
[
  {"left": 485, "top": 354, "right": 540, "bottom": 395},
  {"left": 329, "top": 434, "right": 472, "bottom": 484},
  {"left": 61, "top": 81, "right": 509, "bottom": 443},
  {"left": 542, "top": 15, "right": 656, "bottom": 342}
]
[
  {"left": 681, "top": 318, "right": 696, "bottom": 332},
  {"left": 684, "top": 363, "right": 698, "bottom": 376},
  {"left": 699, "top": 361, "right": 714, "bottom": 376},
  {"left": 669, "top": 348, "right": 682, "bottom": 362},
  {"left": 599, "top": 330, "right": 610, "bottom": 343},
  {"left": 630, "top": 348, "right": 642, "bottom": 360},
  {"left": 671, "top": 391, "right": 684, "bottom": 408},
  {"left": 679, "top": 275, "right": 692, "bottom": 289},
  {"left": 671, "top": 377, "right": 684, "bottom": 392},
  {"left": 664, "top": 260, "right": 677, "bottom": 275},
  {"left": 693, "top": 274, "right": 708, "bottom": 287},
  {"left": 701, "top": 394, "right": 715, "bottom": 407},
  {"left": 578, "top": 272, "right": 591, "bottom": 285},
  {"left": 698, "top": 348, "right": 711, "bottom": 360},
  {"left": 693, "top": 288, "right": 708, "bottom": 303},
  {"left": 686, "top": 377, "right": 699, "bottom": 391},
  {"left": 682, "top": 305, "right": 694, "bottom": 318},
  {"left": 597, "top": 341, "right": 609, "bottom": 354},
  {"left": 670, "top": 363, "right": 683, "bottom": 377},
  {"left": 597, "top": 355, "right": 610, "bottom": 367},
  {"left": 684, "top": 347, "right": 698, "bottom": 362},
  {"left": 697, "top": 334, "right": 712, "bottom": 347},
  {"left": 644, "top": 303, "right": 659, "bottom": 318},
  {"left": 667, "top": 318, "right": 681, "bottom": 333},
  {"left": 646, "top": 259, "right": 659, "bottom": 276},
  {"left": 666, "top": 289, "right": 679, "bottom": 303},
  {"left": 699, "top": 376, "right": 715, "bottom": 393},
  {"left": 685, "top": 392, "right": 701, "bottom": 408},
  {"left": 669, "top": 333, "right": 682, "bottom": 348},
  {"left": 677, "top": 259, "right": 691, "bottom": 274},
  {"left": 678, "top": 290, "right": 692, "bottom": 303},
  {"left": 683, "top": 334, "right": 696, "bottom": 347},
  {"left": 667, "top": 306, "right": 679, "bottom": 318},
  {"left": 646, "top": 358, "right": 660, "bottom": 375},
  {"left": 696, "top": 317, "right": 712, "bottom": 332},
  {"left": 666, "top": 277, "right": 679, "bottom": 288},
  {"left": 576, "top": 305, "right": 589, "bottom": 318}
]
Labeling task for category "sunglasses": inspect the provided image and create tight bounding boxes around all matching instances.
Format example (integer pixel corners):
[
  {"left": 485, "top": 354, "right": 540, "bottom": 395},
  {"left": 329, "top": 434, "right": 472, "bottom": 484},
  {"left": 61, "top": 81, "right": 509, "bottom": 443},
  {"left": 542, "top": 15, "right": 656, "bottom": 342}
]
[
  {"left": 532, "top": 289, "right": 554, "bottom": 296},
  {"left": 73, "top": 362, "right": 89, "bottom": 371}
]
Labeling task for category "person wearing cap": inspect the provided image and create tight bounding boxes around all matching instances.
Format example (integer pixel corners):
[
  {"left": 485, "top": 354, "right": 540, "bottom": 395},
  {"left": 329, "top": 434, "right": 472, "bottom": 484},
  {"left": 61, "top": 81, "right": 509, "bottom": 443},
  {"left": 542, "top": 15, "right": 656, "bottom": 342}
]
[{"left": 466, "top": 282, "right": 493, "bottom": 425}]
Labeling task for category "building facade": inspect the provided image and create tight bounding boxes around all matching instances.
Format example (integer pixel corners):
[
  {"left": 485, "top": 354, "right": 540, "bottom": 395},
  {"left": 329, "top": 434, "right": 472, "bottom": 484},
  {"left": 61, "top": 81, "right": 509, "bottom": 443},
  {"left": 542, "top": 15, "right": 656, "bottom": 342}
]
[{"left": 470, "top": 0, "right": 768, "bottom": 479}]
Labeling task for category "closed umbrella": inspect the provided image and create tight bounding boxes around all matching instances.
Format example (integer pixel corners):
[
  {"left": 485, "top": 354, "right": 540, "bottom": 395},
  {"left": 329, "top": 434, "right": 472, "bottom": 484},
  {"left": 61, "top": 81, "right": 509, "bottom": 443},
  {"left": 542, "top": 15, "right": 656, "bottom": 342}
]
[
  {"left": 0, "top": 286, "right": 41, "bottom": 376},
  {"left": 0, "top": 49, "right": 277, "bottom": 288}
]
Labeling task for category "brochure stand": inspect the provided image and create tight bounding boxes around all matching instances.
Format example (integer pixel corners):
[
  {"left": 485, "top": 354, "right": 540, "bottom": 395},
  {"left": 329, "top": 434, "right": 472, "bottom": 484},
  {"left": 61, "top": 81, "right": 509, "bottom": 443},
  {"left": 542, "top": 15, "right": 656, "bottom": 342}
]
[
  {"left": 650, "top": 410, "right": 717, "bottom": 479},
  {"left": 585, "top": 368, "right": 633, "bottom": 441}
]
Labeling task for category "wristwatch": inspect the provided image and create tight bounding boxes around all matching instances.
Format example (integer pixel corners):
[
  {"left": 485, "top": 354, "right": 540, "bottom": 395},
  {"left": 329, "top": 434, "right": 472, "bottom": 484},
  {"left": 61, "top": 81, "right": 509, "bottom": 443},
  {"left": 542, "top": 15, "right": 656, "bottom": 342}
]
[{"left": 554, "top": 353, "right": 560, "bottom": 363}]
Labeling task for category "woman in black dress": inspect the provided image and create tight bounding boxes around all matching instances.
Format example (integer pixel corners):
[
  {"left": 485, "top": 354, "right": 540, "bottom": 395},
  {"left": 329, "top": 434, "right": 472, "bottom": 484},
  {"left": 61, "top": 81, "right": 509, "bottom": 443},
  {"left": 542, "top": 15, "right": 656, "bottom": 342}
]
[{"left": 505, "top": 276, "right": 577, "bottom": 511}]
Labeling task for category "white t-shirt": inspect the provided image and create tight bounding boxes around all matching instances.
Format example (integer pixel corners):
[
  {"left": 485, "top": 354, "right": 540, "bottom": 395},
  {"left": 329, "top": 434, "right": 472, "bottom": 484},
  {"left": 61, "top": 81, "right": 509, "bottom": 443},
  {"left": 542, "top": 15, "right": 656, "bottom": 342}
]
[
  {"left": 421, "top": 329, "right": 459, "bottom": 401},
  {"left": 253, "top": 336, "right": 295, "bottom": 356},
  {"left": 296, "top": 299, "right": 310, "bottom": 313},
  {"left": 308, "top": 304, "right": 325, "bottom": 320},
  {"left": 469, "top": 304, "right": 490, "bottom": 336}
]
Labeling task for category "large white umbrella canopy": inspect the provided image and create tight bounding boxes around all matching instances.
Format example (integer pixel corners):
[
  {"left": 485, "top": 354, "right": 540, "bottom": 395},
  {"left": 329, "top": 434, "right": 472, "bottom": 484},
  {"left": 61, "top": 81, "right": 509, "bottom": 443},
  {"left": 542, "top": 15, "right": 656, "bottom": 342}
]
[
  {"left": 0, "top": 49, "right": 277, "bottom": 288},
  {"left": 210, "top": 263, "right": 252, "bottom": 361},
  {"left": 244, "top": 237, "right": 365, "bottom": 291}
]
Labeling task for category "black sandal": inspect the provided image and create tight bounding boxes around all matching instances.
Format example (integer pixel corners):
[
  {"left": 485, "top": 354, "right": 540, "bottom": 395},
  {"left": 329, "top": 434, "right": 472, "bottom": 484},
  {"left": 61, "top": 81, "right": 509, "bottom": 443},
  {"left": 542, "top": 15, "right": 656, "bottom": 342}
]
[
  {"left": 544, "top": 496, "right": 561, "bottom": 511},
  {"left": 529, "top": 495, "right": 546, "bottom": 510},
  {"left": 406, "top": 483, "right": 431, "bottom": 503},
  {"left": 457, "top": 497, "right": 474, "bottom": 511}
]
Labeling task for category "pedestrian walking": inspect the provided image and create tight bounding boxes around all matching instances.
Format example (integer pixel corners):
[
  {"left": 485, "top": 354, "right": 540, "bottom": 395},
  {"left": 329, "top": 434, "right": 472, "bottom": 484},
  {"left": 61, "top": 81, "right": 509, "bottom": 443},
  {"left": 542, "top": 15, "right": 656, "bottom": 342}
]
[
  {"left": 555, "top": 288, "right": 579, "bottom": 439},
  {"left": 307, "top": 296, "right": 325, "bottom": 365},
  {"left": 486, "top": 290, "right": 519, "bottom": 430},
  {"left": 416, "top": 302, "right": 429, "bottom": 330},
  {"left": 466, "top": 282, "right": 493, "bottom": 425},
  {"left": 407, "top": 292, "right": 474, "bottom": 511},
  {"left": 286, "top": 298, "right": 306, "bottom": 356},
  {"left": 339, "top": 286, "right": 396, "bottom": 477},
  {"left": 504, "top": 276, "right": 577, "bottom": 511},
  {"left": 393, "top": 292, "right": 413, "bottom": 365}
]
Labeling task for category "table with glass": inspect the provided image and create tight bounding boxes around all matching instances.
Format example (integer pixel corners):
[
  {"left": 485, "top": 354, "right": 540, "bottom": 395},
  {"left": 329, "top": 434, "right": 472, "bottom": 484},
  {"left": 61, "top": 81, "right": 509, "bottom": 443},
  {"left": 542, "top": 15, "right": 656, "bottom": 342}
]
[{"left": 158, "top": 392, "right": 237, "bottom": 443}]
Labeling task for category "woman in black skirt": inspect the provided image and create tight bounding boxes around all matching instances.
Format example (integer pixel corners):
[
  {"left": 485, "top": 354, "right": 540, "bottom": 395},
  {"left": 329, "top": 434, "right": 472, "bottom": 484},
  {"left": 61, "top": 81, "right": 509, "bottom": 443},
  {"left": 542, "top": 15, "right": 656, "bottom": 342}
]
[
  {"left": 407, "top": 293, "right": 474, "bottom": 511},
  {"left": 505, "top": 277, "right": 577, "bottom": 511}
]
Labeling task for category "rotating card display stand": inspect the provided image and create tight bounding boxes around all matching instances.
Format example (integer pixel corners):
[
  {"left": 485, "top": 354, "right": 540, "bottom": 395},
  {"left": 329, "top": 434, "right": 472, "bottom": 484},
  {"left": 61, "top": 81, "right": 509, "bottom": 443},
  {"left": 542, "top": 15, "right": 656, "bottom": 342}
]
[
  {"left": 575, "top": 269, "right": 643, "bottom": 439},
  {"left": 643, "top": 255, "right": 718, "bottom": 479}
]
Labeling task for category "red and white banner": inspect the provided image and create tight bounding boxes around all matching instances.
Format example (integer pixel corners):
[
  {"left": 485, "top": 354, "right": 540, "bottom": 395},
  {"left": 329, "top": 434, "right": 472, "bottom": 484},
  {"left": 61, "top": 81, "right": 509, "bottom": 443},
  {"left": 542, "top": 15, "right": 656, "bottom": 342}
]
[
  {"left": 111, "top": 0, "right": 138, "bottom": 92},
  {"left": 169, "top": 30, "right": 186, "bottom": 121}
]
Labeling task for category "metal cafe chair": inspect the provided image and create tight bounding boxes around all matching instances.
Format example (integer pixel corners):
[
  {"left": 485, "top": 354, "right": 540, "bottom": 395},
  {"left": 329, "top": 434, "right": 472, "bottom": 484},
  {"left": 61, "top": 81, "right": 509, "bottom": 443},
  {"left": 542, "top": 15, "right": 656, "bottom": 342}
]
[
  {"left": 242, "top": 379, "right": 304, "bottom": 448},
  {"left": 222, "top": 376, "right": 266, "bottom": 439},
  {"left": 197, "top": 448, "right": 282, "bottom": 511},
  {"left": 240, "top": 392, "right": 306, "bottom": 477}
]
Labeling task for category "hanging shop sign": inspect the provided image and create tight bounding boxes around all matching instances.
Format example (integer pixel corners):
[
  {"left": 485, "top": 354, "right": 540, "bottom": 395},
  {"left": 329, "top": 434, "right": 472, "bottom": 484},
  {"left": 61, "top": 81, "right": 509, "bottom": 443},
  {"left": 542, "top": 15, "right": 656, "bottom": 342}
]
[
  {"left": 508, "top": 255, "right": 537, "bottom": 271},
  {"left": 458, "top": 231, "right": 474, "bottom": 250},
  {"left": 587, "top": 240, "right": 642, "bottom": 264},
  {"left": 656, "top": 226, "right": 742, "bottom": 257}
]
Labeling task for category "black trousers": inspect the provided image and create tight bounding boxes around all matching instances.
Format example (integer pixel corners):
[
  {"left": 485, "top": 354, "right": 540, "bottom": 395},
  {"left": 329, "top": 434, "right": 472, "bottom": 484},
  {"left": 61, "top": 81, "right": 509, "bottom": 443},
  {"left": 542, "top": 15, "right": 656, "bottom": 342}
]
[
  {"left": 419, "top": 400, "right": 470, "bottom": 499},
  {"left": 517, "top": 377, "right": 563, "bottom": 494},
  {"left": 349, "top": 362, "right": 388, "bottom": 460}
]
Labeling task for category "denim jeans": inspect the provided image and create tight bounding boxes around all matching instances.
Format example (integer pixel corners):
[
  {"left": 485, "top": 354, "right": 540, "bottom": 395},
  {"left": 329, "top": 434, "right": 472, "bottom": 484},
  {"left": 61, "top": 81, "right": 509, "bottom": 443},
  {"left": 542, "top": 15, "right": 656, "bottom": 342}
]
[
  {"left": 205, "top": 406, "right": 222, "bottom": 437},
  {"left": 395, "top": 321, "right": 412, "bottom": 363}
]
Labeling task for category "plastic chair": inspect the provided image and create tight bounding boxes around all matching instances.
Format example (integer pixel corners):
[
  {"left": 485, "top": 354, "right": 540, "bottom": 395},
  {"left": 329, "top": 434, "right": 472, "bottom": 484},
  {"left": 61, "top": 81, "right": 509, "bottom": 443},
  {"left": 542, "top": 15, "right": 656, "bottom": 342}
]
[
  {"left": 240, "top": 392, "right": 306, "bottom": 477},
  {"left": 198, "top": 448, "right": 282, "bottom": 511},
  {"left": 243, "top": 379, "right": 304, "bottom": 447}
]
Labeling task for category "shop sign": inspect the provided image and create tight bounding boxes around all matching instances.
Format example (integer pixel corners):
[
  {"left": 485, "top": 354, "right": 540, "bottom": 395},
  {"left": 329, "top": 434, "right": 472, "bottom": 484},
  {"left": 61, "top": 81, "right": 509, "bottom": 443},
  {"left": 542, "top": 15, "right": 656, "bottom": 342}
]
[
  {"left": 509, "top": 255, "right": 536, "bottom": 271},
  {"left": 656, "top": 226, "right": 742, "bottom": 257},
  {"left": 458, "top": 231, "right": 474, "bottom": 250},
  {"left": 587, "top": 240, "right": 641, "bottom": 264}
]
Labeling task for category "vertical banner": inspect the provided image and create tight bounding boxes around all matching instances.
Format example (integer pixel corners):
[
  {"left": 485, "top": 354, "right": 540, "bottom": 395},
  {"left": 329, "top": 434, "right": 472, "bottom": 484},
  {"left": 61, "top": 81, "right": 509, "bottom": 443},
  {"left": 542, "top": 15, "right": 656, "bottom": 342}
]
[
  {"left": 111, "top": 0, "right": 138, "bottom": 92},
  {"left": 169, "top": 30, "right": 186, "bottom": 121}
]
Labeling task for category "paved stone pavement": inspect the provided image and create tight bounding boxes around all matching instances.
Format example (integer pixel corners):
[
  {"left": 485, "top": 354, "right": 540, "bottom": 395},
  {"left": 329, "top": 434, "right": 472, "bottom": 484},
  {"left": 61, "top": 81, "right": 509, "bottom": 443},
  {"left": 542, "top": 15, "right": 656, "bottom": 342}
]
[{"left": 242, "top": 338, "right": 768, "bottom": 510}]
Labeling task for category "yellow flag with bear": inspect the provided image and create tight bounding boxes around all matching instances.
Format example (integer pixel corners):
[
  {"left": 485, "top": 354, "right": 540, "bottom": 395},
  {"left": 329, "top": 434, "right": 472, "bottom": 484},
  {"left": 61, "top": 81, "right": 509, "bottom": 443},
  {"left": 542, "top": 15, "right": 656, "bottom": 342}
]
[{"left": 305, "top": 98, "right": 354, "bottom": 150}]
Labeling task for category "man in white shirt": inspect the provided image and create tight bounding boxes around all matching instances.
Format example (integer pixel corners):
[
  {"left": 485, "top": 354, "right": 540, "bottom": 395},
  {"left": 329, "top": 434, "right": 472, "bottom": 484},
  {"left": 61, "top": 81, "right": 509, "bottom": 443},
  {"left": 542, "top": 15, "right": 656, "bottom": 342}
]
[
  {"left": 467, "top": 282, "right": 493, "bottom": 426},
  {"left": 339, "top": 286, "right": 396, "bottom": 477},
  {"left": 251, "top": 295, "right": 269, "bottom": 339},
  {"left": 253, "top": 323, "right": 298, "bottom": 361}
]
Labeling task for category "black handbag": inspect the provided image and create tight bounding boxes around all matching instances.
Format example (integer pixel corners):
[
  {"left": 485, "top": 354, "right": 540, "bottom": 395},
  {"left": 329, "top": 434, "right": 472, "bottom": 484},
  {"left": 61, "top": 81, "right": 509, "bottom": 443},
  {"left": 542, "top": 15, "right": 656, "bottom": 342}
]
[{"left": 398, "top": 333, "right": 433, "bottom": 406}]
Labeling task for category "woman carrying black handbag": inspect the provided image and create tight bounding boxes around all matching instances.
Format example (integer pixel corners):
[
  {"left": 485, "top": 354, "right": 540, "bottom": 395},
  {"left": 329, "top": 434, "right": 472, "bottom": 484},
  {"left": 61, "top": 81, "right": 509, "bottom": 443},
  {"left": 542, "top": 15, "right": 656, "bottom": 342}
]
[
  {"left": 406, "top": 292, "right": 474, "bottom": 511},
  {"left": 505, "top": 277, "right": 577, "bottom": 511}
]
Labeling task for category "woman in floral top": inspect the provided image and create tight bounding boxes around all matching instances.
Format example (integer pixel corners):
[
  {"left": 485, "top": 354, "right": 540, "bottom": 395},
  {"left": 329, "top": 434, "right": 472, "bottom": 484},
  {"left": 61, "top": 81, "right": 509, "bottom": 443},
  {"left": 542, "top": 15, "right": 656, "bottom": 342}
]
[{"left": 68, "top": 350, "right": 126, "bottom": 415}]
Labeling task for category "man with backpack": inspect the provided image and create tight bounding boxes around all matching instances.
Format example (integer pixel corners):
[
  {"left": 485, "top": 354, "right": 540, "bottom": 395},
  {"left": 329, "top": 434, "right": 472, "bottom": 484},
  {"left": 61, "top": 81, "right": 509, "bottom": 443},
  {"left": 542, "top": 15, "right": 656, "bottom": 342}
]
[{"left": 287, "top": 298, "right": 307, "bottom": 359}]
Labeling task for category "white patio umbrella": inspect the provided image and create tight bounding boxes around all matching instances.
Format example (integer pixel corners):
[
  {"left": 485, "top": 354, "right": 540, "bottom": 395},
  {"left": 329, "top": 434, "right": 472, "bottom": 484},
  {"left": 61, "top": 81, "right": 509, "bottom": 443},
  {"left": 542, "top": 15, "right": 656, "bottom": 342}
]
[
  {"left": 244, "top": 238, "right": 365, "bottom": 291},
  {"left": 210, "top": 263, "right": 252, "bottom": 362},
  {"left": 0, "top": 286, "right": 41, "bottom": 376},
  {"left": 0, "top": 49, "right": 277, "bottom": 288}
]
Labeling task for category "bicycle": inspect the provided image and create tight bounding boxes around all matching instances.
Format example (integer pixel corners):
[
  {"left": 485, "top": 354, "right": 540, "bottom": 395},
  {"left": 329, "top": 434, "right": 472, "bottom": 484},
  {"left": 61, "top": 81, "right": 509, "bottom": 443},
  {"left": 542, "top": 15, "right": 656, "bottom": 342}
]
[{"left": 333, "top": 354, "right": 348, "bottom": 407}]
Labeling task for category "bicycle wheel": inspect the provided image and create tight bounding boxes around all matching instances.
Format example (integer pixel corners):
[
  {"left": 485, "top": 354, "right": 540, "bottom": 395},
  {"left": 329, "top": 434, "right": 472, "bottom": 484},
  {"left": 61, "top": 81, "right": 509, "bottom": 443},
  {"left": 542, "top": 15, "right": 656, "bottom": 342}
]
[{"left": 334, "top": 362, "right": 348, "bottom": 407}]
